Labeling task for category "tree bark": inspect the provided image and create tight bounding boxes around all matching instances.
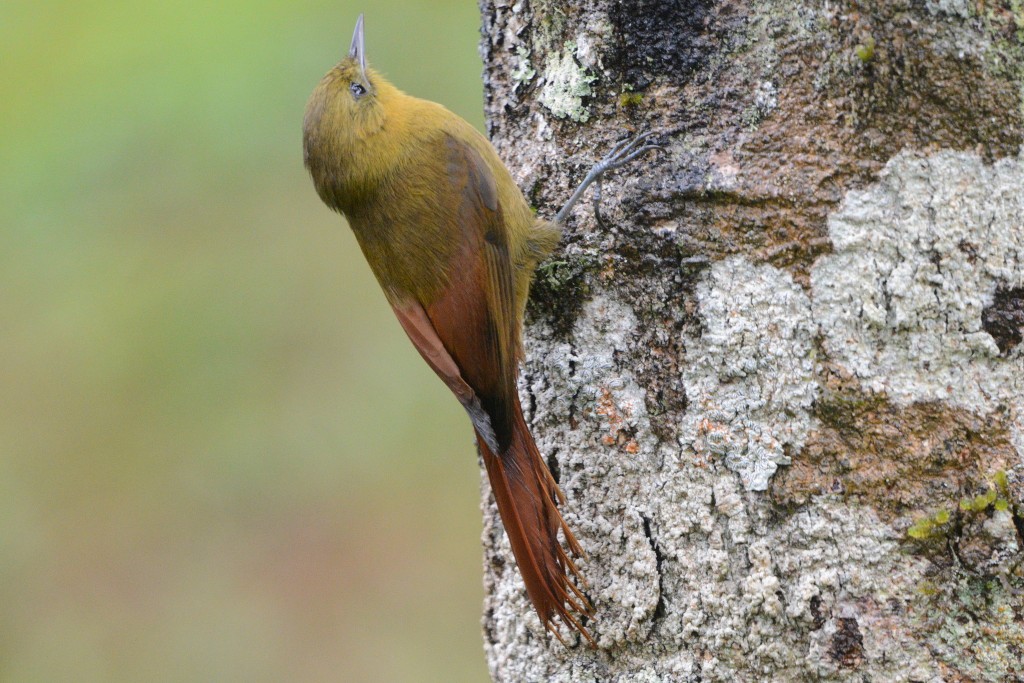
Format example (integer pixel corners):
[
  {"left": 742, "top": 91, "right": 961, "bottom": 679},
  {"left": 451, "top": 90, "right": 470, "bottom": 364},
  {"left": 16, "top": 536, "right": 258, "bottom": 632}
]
[{"left": 477, "top": 1, "right": 1024, "bottom": 680}]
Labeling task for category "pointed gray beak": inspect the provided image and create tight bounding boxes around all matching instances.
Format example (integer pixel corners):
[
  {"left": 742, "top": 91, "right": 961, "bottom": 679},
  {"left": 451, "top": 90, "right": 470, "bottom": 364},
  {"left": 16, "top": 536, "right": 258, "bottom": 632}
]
[{"left": 348, "top": 14, "right": 367, "bottom": 77}]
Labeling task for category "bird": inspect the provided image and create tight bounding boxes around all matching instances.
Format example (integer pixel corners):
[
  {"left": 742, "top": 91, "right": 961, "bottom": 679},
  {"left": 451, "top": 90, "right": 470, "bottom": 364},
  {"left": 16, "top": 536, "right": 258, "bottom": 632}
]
[{"left": 302, "top": 14, "right": 659, "bottom": 644}]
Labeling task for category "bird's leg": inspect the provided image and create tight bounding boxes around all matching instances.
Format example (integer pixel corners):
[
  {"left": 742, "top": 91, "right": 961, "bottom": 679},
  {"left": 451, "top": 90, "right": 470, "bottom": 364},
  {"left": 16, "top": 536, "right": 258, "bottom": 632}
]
[{"left": 554, "top": 131, "right": 662, "bottom": 225}]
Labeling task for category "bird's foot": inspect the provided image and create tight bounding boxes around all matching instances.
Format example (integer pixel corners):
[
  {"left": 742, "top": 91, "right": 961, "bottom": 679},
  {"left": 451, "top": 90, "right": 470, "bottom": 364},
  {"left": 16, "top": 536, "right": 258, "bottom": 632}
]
[{"left": 555, "top": 131, "right": 663, "bottom": 225}]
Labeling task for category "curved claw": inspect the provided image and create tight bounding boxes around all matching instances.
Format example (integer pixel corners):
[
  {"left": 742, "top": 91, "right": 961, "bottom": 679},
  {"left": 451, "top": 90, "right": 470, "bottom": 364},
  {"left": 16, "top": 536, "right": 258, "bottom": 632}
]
[
  {"left": 597, "top": 144, "right": 664, "bottom": 174},
  {"left": 601, "top": 131, "right": 657, "bottom": 165},
  {"left": 603, "top": 130, "right": 653, "bottom": 160}
]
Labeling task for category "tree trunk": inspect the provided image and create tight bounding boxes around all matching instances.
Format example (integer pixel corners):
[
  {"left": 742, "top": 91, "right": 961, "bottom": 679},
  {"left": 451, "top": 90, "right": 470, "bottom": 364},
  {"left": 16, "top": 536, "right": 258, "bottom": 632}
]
[{"left": 477, "top": 1, "right": 1024, "bottom": 680}]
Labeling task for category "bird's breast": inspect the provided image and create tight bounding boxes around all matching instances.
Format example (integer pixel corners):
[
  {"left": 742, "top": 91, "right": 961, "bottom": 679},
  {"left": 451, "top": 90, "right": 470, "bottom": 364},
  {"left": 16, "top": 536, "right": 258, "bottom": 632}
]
[{"left": 346, "top": 181, "right": 460, "bottom": 306}]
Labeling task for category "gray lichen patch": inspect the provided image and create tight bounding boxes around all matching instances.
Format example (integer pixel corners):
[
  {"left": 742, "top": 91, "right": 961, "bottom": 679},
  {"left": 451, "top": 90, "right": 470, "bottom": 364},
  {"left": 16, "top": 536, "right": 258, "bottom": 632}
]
[
  {"left": 810, "top": 151, "right": 1024, "bottom": 462},
  {"left": 924, "top": 0, "right": 974, "bottom": 18},
  {"left": 552, "top": 297, "right": 663, "bottom": 645},
  {"left": 538, "top": 44, "right": 596, "bottom": 122},
  {"left": 910, "top": 572, "right": 1024, "bottom": 682},
  {"left": 770, "top": 504, "right": 936, "bottom": 679},
  {"left": 526, "top": 295, "right": 655, "bottom": 456},
  {"left": 680, "top": 256, "right": 818, "bottom": 491},
  {"left": 509, "top": 45, "right": 536, "bottom": 90},
  {"left": 500, "top": 296, "right": 661, "bottom": 651},
  {"left": 662, "top": 499, "right": 937, "bottom": 680},
  {"left": 740, "top": 80, "right": 779, "bottom": 129}
]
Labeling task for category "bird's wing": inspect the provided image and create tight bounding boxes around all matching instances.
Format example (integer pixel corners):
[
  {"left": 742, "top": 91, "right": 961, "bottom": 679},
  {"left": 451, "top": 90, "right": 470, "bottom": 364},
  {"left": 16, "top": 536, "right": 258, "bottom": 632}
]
[
  {"left": 390, "top": 132, "right": 519, "bottom": 450},
  {"left": 387, "top": 133, "right": 592, "bottom": 643},
  {"left": 390, "top": 296, "right": 501, "bottom": 453}
]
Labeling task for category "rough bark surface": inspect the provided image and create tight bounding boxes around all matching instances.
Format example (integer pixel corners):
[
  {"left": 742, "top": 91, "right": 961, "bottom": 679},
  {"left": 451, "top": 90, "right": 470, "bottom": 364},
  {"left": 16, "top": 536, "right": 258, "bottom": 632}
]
[{"left": 477, "top": 1, "right": 1024, "bottom": 681}]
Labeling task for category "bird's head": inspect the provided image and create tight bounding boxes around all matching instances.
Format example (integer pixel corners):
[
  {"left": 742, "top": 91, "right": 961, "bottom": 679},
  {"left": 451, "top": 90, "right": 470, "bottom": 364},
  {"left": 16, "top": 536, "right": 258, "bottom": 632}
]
[{"left": 303, "top": 14, "right": 391, "bottom": 209}]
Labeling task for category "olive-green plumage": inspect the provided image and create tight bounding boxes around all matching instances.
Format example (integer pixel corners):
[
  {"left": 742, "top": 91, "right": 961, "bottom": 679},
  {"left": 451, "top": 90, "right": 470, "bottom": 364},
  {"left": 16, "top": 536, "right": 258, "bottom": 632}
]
[
  {"left": 302, "top": 16, "right": 592, "bottom": 644},
  {"left": 303, "top": 58, "right": 559, "bottom": 317}
]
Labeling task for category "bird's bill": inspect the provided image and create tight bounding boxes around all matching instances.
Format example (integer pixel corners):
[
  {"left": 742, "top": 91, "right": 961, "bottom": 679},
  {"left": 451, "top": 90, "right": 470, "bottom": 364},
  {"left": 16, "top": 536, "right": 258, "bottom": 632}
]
[{"left": 348, "top": 13, "right": 367, "bottom": 78}]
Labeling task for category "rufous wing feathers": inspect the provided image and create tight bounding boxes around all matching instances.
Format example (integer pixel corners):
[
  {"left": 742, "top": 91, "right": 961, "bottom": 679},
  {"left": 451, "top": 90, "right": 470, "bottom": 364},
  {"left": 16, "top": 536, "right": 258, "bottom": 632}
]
[{"left": 387, "top": 133, "right": 593, "bottom": 643}]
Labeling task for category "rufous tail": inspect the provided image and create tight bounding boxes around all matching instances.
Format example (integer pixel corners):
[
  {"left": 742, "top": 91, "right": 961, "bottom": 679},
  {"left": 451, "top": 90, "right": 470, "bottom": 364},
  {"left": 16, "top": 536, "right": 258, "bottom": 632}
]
[{"left": 477, "top": 403, "right": 594, "bottom": 645}]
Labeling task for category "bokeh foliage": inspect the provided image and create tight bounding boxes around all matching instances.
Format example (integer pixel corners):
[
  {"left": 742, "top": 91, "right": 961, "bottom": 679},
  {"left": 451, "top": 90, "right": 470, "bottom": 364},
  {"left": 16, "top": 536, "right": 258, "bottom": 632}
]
[{"left": 1, "top": 2, "right": 489, "bottom": 680}]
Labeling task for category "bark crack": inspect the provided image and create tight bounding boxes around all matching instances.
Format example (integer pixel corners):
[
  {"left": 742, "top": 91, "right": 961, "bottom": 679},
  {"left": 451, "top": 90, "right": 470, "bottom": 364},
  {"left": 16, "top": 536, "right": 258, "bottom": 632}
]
[{"left": 641, "top": 513, "right": 667, "bottom": 625}]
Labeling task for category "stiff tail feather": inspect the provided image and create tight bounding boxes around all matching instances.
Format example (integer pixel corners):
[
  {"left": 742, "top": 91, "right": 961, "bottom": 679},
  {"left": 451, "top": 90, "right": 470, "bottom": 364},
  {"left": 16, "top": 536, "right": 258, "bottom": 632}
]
[{"left": 477, "top": 403, "right": 594, "bottom": 645}]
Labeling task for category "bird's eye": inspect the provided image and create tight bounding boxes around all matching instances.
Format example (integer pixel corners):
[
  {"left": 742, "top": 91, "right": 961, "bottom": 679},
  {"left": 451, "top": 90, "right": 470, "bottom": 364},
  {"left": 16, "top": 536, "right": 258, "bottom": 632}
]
[{"left": 350, "top": 82, "right": 367, "bottom": 99}]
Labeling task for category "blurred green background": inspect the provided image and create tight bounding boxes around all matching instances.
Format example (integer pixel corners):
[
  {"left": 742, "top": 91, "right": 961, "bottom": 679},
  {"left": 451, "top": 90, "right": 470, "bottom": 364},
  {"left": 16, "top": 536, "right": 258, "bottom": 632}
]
[{"left": 1, "top": 2, "right": 490, "bottom": 681}]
